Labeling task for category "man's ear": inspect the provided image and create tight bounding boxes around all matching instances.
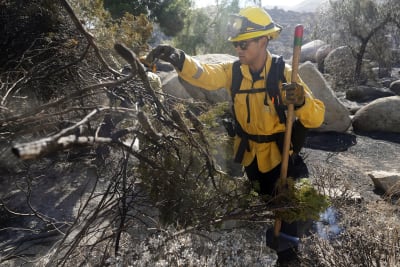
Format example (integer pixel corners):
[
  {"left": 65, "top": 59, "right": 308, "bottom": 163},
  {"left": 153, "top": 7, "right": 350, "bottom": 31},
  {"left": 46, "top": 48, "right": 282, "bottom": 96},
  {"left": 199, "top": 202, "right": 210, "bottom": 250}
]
[{"left": 260, "top": 36, "right": 269, "bottom": 48}]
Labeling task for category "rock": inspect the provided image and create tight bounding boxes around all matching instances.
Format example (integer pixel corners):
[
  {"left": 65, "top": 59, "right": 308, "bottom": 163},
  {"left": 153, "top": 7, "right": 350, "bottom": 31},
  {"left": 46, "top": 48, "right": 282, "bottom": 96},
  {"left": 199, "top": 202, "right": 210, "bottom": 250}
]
[
  {"left": 352, "top": 96, "right": 400, "bottom": 133},
  {"left": 380, "top": 77, "right": 396, "bottom": 88},
  {"left": 389, "top": 80, "right": 400, "bottom": 95},
  {"left": 193, "top": 54, "right": 237, "bottom": 64},
  {"left": 300, "top": 40, "right": 326, "bottom": 63},
  {"left": 337, "top": 96, "right": 364, "bottom": 115},
  {"left": 368, "top": 170, "right": 400, "bottom": 194},
  {"left": 324, "top": 46, "right": 355, "bottom": 89},
  {"left": 160, "top": 54, "right": 235, "bottom": 103},
  {"left": 163, "top": 73, "right": 231, "bottom": 104},
  {"left": 161, "top": 71, "right": 192, "bottom": 99},
  {"left": 315, "top": 44, "right": 333, "bottom": 73},
  {"left": 299, "top": 61, "right": 351, "bottom": 132},
  {"left": 179, "top": 77, "right": 231, "bottom": 104},
  {"left": 346, "top": 85, "right": 395, "bottom": 102}
]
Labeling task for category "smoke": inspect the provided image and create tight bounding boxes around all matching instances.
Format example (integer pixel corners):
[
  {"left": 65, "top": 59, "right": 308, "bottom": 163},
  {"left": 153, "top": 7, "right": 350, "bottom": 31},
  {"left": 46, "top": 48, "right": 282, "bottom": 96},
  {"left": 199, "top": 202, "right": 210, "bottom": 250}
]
[{"left": 315, "top": 206, "right": 342, "bottom": 239}]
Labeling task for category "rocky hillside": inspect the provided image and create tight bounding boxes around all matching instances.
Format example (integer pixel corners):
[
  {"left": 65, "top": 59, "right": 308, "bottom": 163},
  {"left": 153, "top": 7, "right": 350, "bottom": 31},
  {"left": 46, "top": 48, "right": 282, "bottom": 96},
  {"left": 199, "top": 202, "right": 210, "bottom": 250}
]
[
  {"left": 265, "top": 8, "right": 317, "bottom": 59},
  {"left": 266, "top": 0, "right": 328, "bottom": 12},
  {"left": 291, "top": 0, "right": 328, "bottom": 12}
]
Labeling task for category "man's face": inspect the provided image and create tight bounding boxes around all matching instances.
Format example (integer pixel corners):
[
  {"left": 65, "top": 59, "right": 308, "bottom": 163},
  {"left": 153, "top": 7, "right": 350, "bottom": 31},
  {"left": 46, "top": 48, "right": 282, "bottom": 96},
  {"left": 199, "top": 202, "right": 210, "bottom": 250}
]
[{"left": 233, "top": 37, "right": 268, "bottom": 66}]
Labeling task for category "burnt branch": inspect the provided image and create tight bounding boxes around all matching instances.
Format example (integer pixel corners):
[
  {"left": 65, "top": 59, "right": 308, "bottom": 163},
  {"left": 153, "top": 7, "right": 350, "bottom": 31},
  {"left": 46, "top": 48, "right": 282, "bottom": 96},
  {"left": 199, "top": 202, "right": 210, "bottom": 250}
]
[{"left": 12, "top": 134, "right": 114, "bottom": 160}]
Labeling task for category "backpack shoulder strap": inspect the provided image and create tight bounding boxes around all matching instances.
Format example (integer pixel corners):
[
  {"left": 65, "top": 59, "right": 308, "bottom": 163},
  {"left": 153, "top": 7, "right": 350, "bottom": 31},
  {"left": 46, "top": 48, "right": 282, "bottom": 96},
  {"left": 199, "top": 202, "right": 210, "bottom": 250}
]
[
  {"left": 231, "top": 60, "right": 242, "bottom": 101},
  {"left": 267, "top": 55, "right": 287, "bottom": 124}
]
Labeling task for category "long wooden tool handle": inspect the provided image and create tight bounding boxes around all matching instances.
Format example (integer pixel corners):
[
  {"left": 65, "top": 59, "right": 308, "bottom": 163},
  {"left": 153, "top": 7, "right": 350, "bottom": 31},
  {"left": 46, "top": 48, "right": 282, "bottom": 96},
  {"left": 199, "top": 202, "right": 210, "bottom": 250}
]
[
  {"left": 274, "top": 24, "right": 304, "bottom": 239},
  {"left": 280, "top": 24, "right": 303, "bottom": 182}
]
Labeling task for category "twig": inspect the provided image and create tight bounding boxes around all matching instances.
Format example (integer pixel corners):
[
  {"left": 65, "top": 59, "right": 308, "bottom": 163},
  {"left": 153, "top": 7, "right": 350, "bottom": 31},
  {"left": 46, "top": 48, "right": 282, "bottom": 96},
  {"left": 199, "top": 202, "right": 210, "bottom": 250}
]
[
  {"left": 0, "top": 72, "right": 133, "bottom": 126},
  {"left": 1, "top": 72, "right": 27, "bottom": 106},
  {"left": 113, "top": 43, "right": 169, "bottom": 116}
]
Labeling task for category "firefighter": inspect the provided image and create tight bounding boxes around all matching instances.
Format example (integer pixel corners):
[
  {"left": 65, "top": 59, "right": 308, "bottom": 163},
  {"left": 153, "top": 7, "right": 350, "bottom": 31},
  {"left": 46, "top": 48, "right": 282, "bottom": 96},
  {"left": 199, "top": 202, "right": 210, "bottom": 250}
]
[{"left": 147, "top": 6, "right": 324, "bottom": 202}]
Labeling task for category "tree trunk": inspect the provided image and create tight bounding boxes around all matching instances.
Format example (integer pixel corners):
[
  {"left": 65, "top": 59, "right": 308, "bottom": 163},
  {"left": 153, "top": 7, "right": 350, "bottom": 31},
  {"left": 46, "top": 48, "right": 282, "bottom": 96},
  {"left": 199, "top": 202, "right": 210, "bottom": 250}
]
[{"left": 354, "top": 39, "right": 368, "bottom": 84}]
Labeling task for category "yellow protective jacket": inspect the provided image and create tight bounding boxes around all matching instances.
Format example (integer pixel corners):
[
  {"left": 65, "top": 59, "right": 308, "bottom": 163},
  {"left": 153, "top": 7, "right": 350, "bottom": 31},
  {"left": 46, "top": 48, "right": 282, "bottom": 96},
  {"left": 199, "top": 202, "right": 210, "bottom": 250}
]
[{"left": 177, "top": 51, "right": 325, "bottom": 173}]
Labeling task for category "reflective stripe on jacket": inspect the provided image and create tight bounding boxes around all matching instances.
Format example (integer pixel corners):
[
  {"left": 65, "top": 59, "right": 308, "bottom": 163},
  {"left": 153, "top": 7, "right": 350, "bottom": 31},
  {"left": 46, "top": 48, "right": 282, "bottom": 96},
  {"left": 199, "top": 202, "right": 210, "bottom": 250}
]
[{"left": 177, "top": 51, "right": 325, "bottom": 173}]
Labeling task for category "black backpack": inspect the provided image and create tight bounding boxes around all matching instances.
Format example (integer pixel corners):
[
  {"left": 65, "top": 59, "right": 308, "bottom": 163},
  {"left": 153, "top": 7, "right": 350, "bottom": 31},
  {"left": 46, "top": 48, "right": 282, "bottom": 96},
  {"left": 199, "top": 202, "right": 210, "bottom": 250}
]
[{"left": 229, "top": 55, "right": 308, "bottom": 163}]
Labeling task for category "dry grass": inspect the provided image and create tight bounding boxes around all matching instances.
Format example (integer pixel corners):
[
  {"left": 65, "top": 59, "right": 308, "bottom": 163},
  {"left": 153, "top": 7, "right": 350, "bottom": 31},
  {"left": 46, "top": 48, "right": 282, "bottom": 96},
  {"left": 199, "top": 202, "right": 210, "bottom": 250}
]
[{"left": 297, "top": 167, "right": 400, "bottom": 267}]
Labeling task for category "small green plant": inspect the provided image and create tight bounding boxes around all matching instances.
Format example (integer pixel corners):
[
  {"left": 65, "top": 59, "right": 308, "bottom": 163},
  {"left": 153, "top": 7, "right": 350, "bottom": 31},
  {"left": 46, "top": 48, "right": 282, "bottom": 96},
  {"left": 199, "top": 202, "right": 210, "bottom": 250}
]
[
  {"left": 198, "top": 102, "right": 230, "bottom": 128},
  {"left": 274, "top": 178, "right": 331, "bottom": 223}
]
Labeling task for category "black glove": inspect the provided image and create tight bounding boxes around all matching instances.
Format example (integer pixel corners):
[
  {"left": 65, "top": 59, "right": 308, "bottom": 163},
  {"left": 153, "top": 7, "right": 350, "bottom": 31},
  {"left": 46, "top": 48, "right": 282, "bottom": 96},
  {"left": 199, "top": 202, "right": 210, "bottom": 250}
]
[
  {"left": 282, "top": 82, "right": 305, "bottom": 108},
  {"left": 146, "top": 44, "right": 185, "bottom": 71}
]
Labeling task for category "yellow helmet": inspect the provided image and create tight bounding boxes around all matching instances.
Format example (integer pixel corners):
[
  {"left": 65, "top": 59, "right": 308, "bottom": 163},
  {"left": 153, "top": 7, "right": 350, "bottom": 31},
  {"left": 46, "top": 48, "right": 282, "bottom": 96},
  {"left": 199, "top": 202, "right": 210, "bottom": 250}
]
[{"left": 228, "top": 7, "right": 282, "bottom": 42}]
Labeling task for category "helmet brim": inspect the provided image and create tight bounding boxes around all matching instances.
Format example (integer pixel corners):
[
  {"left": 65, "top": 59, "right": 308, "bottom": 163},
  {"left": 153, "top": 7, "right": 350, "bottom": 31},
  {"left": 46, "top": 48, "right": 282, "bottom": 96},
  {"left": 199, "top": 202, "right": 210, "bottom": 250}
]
[{"left": 228, "top": 26, "right": 282, "bottom": 42}]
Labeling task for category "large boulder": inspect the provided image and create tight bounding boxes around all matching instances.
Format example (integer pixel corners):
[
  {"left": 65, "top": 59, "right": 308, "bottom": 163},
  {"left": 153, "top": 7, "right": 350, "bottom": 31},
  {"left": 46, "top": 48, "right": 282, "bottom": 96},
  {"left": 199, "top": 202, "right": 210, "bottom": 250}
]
[
  {"left": 324, "top": 46, "right": 355, "bottom": 89},
  {"left": 300, "top": 40, "right": 326, "bottom": 63},
  {"left": 368, "top": 170, "right": 400, "bottom": 194},
  {"left": 390, "top": 80, "right": 400, "bottom": 95},
  {"left": 161, "top": 71, "right": 192, "bottom": 100},
  {"left": 193, "top": 54, "right": 237, "bottom": 64},
  {"left": 160, "top": 54, "right": 235, "bottom": 103},
  {"left": 299, "top": 61, "right": 351, "bottom": 132},
  {"left": 352, "top": 96, "right": 400, "bottom": 133},
  {"left": 346, "top": 85, "right": 395, "bottom": 103},
  {"left": 179, "top": 77, "right": 231, "bottom": 104}
]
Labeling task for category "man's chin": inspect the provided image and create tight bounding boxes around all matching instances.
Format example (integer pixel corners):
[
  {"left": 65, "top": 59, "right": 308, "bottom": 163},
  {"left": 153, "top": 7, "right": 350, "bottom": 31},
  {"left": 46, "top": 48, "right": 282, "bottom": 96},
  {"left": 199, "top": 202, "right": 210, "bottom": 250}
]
[{"left": 238, "top": 57, "right": 247, "bottom": 64}]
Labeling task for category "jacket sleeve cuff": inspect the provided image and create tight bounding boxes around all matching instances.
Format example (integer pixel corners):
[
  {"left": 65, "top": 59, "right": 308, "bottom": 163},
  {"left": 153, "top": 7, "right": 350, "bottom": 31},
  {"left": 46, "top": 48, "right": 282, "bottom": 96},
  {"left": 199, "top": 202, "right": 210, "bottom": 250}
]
[
  {"left": 294, "top": 97, "right": 306, "bottom": 110},
  {"left": 175, "top": 49, "right": 186, "bottom": 72}
]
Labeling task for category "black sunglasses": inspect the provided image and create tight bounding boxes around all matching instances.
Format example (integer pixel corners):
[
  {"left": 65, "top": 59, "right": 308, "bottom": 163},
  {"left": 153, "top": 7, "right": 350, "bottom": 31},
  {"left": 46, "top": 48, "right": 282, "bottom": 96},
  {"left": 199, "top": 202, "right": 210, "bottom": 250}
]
[{"left": 232, "top": 38, "right": 260, "bottom": 50}]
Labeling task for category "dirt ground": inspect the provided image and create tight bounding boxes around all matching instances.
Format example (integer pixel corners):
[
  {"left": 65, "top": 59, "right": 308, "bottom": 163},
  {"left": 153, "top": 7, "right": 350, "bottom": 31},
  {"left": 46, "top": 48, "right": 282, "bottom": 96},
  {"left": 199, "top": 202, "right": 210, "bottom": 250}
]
[
  {"left": 304, "top": 131, "right": 400, "bottom": 199},
  {"left": 1, "top": 128, "right": 399, "bottom": 266}
]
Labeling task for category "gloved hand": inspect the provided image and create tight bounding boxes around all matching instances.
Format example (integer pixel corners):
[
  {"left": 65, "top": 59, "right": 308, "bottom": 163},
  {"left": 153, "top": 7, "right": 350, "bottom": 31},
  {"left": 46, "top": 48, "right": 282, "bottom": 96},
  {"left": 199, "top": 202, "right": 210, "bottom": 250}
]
[
  {"left": 282, "top": 82, "right": 305, "bottom": 107},
  {"left": 146, "top": 44, "right": 185, "bottom": 71}
]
